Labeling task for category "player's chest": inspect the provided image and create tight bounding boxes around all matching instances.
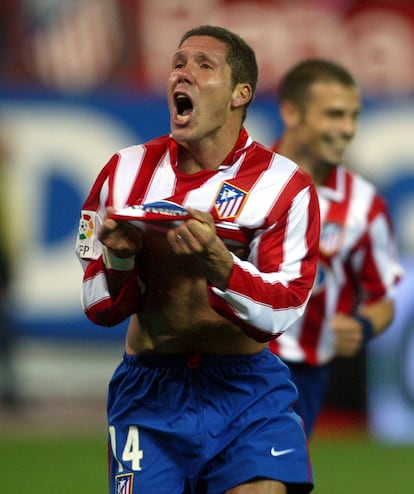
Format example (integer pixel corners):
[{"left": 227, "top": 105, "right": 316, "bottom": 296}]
[{"left": 318, "top": 195, "right": 368, "bottom": 260}]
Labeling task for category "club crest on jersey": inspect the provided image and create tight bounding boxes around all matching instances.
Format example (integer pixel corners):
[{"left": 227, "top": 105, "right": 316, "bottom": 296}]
[
  {"left": 76, "top": 210, "right": 96, "bottom": 258},
  {"left": 115, "top": 473, "right": 134, "bottom": 494},
  {"left": 320, "top": 222, "right": 344, "bottom": 257},
  {"left": 214, "top": 182, "right": 248, "bottom": 219}
]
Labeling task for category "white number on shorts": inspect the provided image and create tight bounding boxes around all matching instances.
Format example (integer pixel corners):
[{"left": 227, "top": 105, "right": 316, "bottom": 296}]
[{"left": 109, "top": 425, "right": 143, "bottom": 472}]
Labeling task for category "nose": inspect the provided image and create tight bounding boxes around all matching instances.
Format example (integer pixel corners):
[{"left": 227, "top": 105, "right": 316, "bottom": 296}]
[
  {"left": 174, "top": 68, "right": 193, "bottom": 86},
  {"left": 341, "top": 115, "right": 357, "bottom": 138},
  {"left": 176, "top": 70, "right": 191, "bottom": 84},
  {"left": 172, "top": 60, "right": 195, "bottom": 85}
]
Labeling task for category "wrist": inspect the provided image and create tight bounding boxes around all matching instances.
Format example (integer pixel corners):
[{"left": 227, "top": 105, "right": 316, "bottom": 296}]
[
  {"left": 355, "top": 314, "right": 375, "bottom": 344},
  {"left": 102, "top": 246, "right": 135, "bottom": 271}
]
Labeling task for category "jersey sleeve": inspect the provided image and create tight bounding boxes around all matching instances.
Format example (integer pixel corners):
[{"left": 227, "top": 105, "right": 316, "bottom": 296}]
[
  {"left": 75, "top": 155, "right": 142, "bottom": 326},
  {"left": 207, "top": 180, "right": 321, "bottom": 342},
  {"left": 352, "top": 194, "right": 403, "bottom": 304}
]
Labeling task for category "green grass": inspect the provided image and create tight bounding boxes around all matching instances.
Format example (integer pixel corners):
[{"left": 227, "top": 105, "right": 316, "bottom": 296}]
[
  {"left": 1, "top": 432, "right": 413, "bottom": 493},
  {"left": 0, "top": 433, "right": 108, "bottom": 493},
  {"left": 310, "top": 435, "right": 414, "bottom": 493}
]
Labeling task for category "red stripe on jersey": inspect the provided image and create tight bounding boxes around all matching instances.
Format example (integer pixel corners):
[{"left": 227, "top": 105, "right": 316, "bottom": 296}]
[
  {"left": 300, "top": 291, "right": 326, "bottom": 365},
  {"left": 83, "top": 258, "right": 141, "bottom": 326},
  {"left": 320, "top": 168, "right": 353, "bottom": 261},
  {"left": 126, "top": 135, "right": 171, "bottom": 205},
  {"left": 81, "top": 155, "right": 120, "bottom": 211},
  {"left": 324, "top": 167, "right": 352, "bottom": 224}
]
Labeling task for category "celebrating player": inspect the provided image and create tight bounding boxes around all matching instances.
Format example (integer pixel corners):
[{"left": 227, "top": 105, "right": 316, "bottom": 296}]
[
  {"left": 77, "top": 26, "right": 319, "bottom": 493},
  {"left": 269, "top": 58, "right": 403, "bottom": 437}
]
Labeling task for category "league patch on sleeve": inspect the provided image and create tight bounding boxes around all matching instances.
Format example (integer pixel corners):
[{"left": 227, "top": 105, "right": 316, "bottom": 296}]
[{"left": 76, "top": 210, "right": 96, "bottom": 258}]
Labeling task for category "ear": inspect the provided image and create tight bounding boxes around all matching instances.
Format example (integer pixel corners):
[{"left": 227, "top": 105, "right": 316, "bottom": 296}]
[
  {"left": 231, "top": 83, "right": 253, "bottom": 109},
  {"left": 279, "top": 100, "right": 301, "bottom": 129}
]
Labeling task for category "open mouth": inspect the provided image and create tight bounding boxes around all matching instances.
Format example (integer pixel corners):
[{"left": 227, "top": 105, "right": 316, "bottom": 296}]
[{"left": 175, "top": 93, "right": 193, "bottom": 120}]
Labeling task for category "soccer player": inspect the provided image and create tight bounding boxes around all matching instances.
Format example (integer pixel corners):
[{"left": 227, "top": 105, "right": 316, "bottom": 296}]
[
  {"left": 76, "top": 26, "right": 319, "bottom": 493},
  {"left": 269, "top": 59, "right": 403, "bottom": 437}
]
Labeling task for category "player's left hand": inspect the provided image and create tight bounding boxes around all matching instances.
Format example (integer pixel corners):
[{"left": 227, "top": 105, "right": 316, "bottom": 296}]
[
  {"left": 330, "top": 312, "right": 364, "bottom": 357},
  {"left": 167, "top": 207, "right": 233, "bottom": 290},
  {"left": 167, "top": 207, "right": 216, "bottom": 255}
]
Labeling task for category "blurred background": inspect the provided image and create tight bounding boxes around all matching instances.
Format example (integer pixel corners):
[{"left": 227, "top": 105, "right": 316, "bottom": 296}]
[{"left": 0, "top": 1, "right": 413, "bottom": 492}]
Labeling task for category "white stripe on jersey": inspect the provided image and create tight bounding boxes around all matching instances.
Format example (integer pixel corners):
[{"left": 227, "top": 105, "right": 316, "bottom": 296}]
[
  {"left": 113, "top": 146, "right": 146, "bottom": 209},
  {"left": 81, "top": 272, "right": 110, "bottom": 311}
]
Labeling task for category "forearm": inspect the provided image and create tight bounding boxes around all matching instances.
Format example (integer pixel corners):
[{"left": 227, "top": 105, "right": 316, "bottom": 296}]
[
  {"left": 81, "top": 254, "right": 141, "bottom": 327},
  {"left": 196, "top": 236, "right": 234, "bottom": 290},
  {"left": 208, "top": 253, "right": 313, "bottom": 342},
  {"left": 358, "top": 298, "right": 395, "bottom": 336}
]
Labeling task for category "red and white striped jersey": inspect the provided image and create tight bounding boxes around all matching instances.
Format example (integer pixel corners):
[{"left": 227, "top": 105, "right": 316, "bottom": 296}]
[
  {"left": 269, "top": 164, "right": 403, "bottom": 364},
  {"left": 76, "top": 128, "right": 320, "bottom": 342}
]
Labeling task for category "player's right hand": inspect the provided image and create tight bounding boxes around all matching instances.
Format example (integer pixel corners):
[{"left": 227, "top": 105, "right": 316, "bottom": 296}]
[
  {"left": 99, "top": 207, "right": 143, "bottom": 257},
  {"left": 330, "top": 312, "right": 364, "bottom": 357}
]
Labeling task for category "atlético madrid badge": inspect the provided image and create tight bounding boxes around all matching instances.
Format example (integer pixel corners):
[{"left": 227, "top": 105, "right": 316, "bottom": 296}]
[
  {"left": 214, "top": 182, "right": 248, "bottom": 219},
  {"left": 320, "top": 222, "right": 344, "bottom": 257},
  {"left": 115, "top": 473, "right": 133, "bottom": 494}
]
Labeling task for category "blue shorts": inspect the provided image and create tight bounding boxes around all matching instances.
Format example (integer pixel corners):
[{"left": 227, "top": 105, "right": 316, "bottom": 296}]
[
  {"left": 287, "top": 362, "right": 330, "bottom": 437},
  {"left": 107, "top": 348, "right": 313, "bottom": 494}
]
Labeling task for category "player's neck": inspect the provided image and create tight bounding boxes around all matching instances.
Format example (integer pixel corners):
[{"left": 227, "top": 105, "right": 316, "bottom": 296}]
[
  {"left": 277, "top": 138, "right": 329, "bottom": 186},
  {"left": 176, "top": 125, "right": 241, "bottom": 174}
]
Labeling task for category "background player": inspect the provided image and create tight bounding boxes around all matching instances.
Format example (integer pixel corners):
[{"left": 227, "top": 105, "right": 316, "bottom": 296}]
[{"left": 269, "top": 58, "right": 403, "bottom": 437}]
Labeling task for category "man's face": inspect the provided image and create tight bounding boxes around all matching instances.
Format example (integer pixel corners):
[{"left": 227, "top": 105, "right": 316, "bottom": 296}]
[
  {"left": 296, "top": 81, "right": 361, "bottom": 166},
  {"left": 167, "top": 35, "right": 235, "bottom": 144}
]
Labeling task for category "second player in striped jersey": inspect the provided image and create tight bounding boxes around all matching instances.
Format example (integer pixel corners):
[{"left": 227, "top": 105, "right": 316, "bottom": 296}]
[{"left": 269, "top": 59, "right": 403, "bottom": 436}]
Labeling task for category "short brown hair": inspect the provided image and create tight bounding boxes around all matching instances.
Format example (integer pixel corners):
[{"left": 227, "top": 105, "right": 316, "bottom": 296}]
[
  {"left": 179, "top": 25, "right": 258, "bottom": 108},
  {"left": 278, "top": 58, "right": 357, "bottom": 110}
]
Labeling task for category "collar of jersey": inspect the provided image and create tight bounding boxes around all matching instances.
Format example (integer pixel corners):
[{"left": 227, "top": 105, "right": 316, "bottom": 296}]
[{"left": 318, "top": 165, "right": 346, "bottom": 203}]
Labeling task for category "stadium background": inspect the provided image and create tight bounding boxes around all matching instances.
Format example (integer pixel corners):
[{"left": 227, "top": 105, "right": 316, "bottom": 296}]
[{"left": 1, "top": 1, "right": 414, "bottom": 492}]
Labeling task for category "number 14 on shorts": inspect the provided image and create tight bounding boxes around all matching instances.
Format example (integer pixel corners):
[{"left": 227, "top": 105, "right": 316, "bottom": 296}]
[{"left": 109, "top": 425, "right": 144, "bottom": 472}]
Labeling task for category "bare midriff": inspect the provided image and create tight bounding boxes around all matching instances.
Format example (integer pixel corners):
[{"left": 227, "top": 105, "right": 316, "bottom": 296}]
[{"left": 125, "top": 232, "right": 267, "bottom": 356}]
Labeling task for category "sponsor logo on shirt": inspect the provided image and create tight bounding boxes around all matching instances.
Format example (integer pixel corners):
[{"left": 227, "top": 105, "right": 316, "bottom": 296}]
[{"left": 140, "top": 200, "right": 188, "bottom": 216}]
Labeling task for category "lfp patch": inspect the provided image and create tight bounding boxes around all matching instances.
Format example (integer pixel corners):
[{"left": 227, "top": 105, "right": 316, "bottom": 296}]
[
  {"left": 76, "top": 210, "right": 96, "bottom": 258},
  {"left": 115, "top": 473, "right": 134, "bottom": 494},
  {"left": 214, "top": 182, "right": 248, "bottom": 219}
]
